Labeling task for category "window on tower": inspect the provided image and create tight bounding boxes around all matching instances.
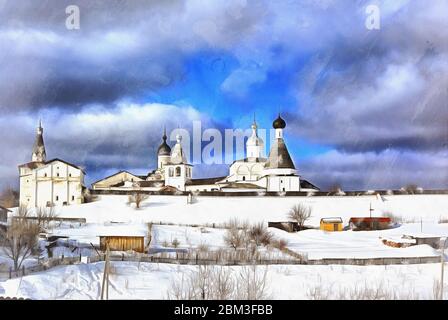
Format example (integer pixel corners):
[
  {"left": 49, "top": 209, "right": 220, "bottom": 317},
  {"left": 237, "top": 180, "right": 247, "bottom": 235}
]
[
  {"left": 175, "top": 167, "right": 181, "bottom": 177},
  {"left": 169, "top": 167, "right": 174, "bottom": 177}
]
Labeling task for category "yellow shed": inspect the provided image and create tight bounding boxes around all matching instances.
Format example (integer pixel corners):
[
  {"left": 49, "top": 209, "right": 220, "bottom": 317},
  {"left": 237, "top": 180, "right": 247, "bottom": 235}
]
[
  {"left": 320, "top": 217, "right": 343, "bottom": 232},
  {"left": 99, "top": 236, "right": 145, "bottom": 253}
]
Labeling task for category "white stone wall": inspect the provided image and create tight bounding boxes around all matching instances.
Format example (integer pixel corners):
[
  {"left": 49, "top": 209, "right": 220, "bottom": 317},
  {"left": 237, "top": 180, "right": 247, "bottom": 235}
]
[
  {"left": 228, "top": 161, "right": 265, "bottom": 182},
  {"left": 266, "top": 175, "right": 301, "bottom": 192},
  {"left": 19, "top": 161, "right": 84, "bottom": 207},
  {"left": 164, "top": 164, "right": 192, "bottom": 191}
]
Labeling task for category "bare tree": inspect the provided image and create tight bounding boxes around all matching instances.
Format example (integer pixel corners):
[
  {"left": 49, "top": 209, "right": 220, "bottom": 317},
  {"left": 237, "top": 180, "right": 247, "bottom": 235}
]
[
  {"left": 224, "top": 227, "right": 247, "bottom": 250},
  {"left": 288, "top": 204, "right": 312, "bottom": 230},
  {"left": 212, "top": 266, "right": 235, "bottom": 300},
  {"left": 128, "top": 191, "right": 149, "bottom": 209},
  {"left": 236, "top": 265, "right": 270, "bottom": 300},
  {"left": 168, "top": 265, "right": 267, "bottom": 300},
  {"left": 0, "top": 205, "right": 40, "bottom": 271},
  {"left": 0, "top": 186, "right": 19, "bottom": 208},
  {"left": 249, "top": 222, "right": 273, "bottom": 246},
  {"left": 167, "top": 265, "right": 213, "bottom": 300},
  {"left": 36, "top": 206, "right": 58, "bottom": 230}
]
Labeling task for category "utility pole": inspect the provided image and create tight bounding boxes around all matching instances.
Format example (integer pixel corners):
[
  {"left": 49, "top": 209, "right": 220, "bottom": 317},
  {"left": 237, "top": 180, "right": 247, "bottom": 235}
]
[
  {"left": 100, "top": 242, "right": 110, "bottom": 300},
  {"left": 440, "top": 237, "right": 447, "bottom": 300}
]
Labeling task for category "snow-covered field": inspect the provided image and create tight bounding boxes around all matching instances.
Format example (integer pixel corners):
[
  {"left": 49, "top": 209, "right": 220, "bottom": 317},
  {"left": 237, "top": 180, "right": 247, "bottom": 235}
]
[
  {"left": 1, "top": 194, "right": 448, "bottom": 299},
  {"left": 45, "top": 194, "right": 448, "bottom": 225},
  {"left": 44, "top": 194, "right": 448, "bottom": 260},
  {"left": 0, "top": 261, "right": 444, "bottom": 300}
]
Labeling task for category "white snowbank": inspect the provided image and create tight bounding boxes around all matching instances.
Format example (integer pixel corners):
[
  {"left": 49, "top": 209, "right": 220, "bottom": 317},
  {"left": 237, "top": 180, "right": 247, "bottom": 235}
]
[{"left": 0, "top": 261, "right": 444, "bottom": 300}]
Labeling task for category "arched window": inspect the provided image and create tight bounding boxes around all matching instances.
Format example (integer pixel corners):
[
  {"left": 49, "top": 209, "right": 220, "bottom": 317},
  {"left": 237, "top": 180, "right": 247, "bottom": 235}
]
[
  {"left": 176, "top": 166, "right": 181, "bottom": 177},
  {"left": 169, "top": 167, "right": 174, "bottom": 177},
  {"left": 242, "top": 176, "right": 246, "bottom": 181}
]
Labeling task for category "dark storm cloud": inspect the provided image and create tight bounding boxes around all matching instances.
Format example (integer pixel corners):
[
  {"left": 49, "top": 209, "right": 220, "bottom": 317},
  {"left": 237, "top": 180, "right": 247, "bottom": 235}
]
[
  {"left": 1, "top": 0, "right": 447, "bottom": 191},
  {"left": 0, "top": 0, "right": 265, "bottom": 111},
  {"left": 288, "top": 0, "right": 448, "bottom": 153},
  {"left": 296, "top": 149, "right": 448, "bottom": 191}
]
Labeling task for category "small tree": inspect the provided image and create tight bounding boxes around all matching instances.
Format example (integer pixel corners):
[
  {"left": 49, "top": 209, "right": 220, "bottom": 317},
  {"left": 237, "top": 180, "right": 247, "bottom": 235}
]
[
  {"left": 249, "top": 222, "right": 272, "bottom": 246},
  {"left": 236, "top": 265, "right": 270, "bottom": 300},
  {"left": 288, "top": 203, "right": 312, "bottom": 230},
  {"left": 224, "top": 227, "right": 247, "bottom": 250},
  {"left": 128, "top": 191, "right": 149, "bottom": 209},
  {"left": 0, "top": 205, "right": 40, "bottom": 271}
]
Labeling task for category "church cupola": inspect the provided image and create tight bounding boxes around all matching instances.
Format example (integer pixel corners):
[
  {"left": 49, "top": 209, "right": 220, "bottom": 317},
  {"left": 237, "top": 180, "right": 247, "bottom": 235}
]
[
  {"left": 246, "top": 114, "right": 264, "bottom": 159},
  {"left": 170, "top": 133, "right": 187, "bottom": 164},
  {"left": 31, "top": 120, "right": 46, "bottom": 163},
  {"left": 265, "top": 113, "right": 295, "bottom": 170},
  {"left": 157, "top": 127, "right": 171, "bottom": 168},
  {"left": 157, "top": 127, "right": 171, "bottom": 156},
  {"left": 273, "top": 113, "right": 286, "bottom": 138}
]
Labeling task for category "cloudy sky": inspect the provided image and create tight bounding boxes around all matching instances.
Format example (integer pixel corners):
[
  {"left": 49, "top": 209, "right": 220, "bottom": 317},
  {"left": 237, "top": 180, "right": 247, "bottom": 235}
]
[{"left": 0, "top": 0, "right": 447, "bottom": 191}]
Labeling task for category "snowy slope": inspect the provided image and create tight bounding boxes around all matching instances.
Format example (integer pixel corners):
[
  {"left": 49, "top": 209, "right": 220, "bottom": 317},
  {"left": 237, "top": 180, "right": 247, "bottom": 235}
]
[
  {"left": 0, "top": 261, "right": 444, "bottom": 300},
  {"left": 20, "top": 194, "right": 448, "bottom": 226}
]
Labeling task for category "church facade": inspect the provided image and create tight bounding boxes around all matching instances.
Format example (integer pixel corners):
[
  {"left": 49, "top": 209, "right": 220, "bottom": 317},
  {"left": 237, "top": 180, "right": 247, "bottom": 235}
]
[
  {"left": 92, "top": 114, "right": 319, "bottom": 193},
  {"left": 19, "top": 122, "right": 86, "bottom": 207}
]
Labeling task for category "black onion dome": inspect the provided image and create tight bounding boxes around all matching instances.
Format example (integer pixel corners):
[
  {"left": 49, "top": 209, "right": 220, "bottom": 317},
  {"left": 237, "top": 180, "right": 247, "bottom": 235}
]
[
  {"left": 273, "top": 114, "right": 286, "bottom": 129},
  {"left": 157, "top": 130, "right": 171, "bottom": 156}
]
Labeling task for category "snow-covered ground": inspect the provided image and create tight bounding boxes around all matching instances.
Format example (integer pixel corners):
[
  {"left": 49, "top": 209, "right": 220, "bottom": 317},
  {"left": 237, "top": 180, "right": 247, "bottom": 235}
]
[
  {"left": 1, "top": 194, "right": 448, "bottom": 299},
  {"left": 0, "top": 261, "right": 444, "bottom": 300},
  {"left": 35, "top": 194, "right": 448, "bottom": 225},
  {"left": 271, "top": 223, "right": 448, "bottom": 259},
  {"left": 38, "top": 194, "right": 448, "bottom": 260}
]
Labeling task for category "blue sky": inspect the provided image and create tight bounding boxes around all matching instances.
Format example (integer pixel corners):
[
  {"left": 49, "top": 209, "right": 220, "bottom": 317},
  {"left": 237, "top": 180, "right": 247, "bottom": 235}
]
[{"left": 0, "top": 0, "right": 447, "bottom": 191}]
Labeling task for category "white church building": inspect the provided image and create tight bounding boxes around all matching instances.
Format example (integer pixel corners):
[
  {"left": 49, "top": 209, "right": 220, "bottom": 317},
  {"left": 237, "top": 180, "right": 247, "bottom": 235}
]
[
  {"left": 92, "top": 114, "right": 319, "bottom": 193},
  {"left": 19, "top": 122, "right": 86, "bottom": 207}
]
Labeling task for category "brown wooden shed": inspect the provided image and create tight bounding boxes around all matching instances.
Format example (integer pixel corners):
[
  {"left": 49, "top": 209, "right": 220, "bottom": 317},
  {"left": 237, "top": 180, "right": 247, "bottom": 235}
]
[{"left": 99, "top": 235, "right": 145, "bottom": 253}]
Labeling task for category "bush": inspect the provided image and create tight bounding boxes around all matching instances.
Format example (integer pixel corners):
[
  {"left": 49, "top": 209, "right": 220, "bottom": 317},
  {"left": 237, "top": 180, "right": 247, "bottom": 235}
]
[
  {"left": 167, "top": 265, "right": 270, "bottom": 300},
  {"left": 272, "top": 238, "right": 288, "bottom": 251},
  {"left": 249, "top": 222, "right": 272, "bottom": 246},
  {"left": 171, "top": 238, "right": 180, "bottom": 248}
]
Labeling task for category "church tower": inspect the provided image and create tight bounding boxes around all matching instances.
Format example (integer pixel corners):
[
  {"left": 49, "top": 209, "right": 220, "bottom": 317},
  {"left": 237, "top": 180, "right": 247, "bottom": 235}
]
[
  {"left": 32, "top": 120, "right": 46, "bottom": 163},
  {"left": 246, "top": 115, "right": 264, "bottom": 159},
  {"left": 263, "top": 114, "right": 301, "bottom": 192},
  {"left": 157, "top": 127, "right": 171, "bottom": 169},
  {"left": 164, "top": 133, "right": 193, "bottom": 191}
]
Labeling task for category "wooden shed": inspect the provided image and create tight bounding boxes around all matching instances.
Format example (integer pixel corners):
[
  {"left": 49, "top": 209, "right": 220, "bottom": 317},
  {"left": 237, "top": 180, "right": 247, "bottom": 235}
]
[
  {"left": 402, "top": 234, "right": 442, "bottom": 249},
  {"left": 320, "top": 217, "right": 343, "bottom": 232},
  {"left": 349, "top": 217, "right": 392, "bottom": 231},
  {"left": 99, "top": 235, "right": 145, "bottom": 253}
]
